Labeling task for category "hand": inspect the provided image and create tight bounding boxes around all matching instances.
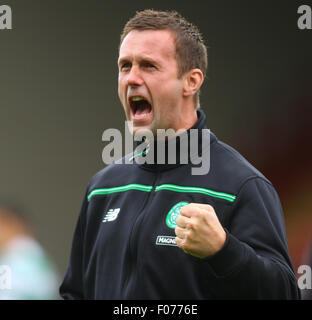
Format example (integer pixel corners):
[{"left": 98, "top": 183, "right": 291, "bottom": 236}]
[{"left": 175, "top": 203, "right": 226, "bottom": 258}]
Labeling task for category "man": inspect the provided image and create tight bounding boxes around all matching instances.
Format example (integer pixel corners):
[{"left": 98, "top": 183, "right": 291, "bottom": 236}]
[{"left": 60, "top": 10, "right": 300, "bottom": 299}]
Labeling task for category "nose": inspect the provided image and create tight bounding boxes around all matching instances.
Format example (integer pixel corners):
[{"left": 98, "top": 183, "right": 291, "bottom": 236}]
[{"left": 127, "top": 66, "right": 144, "bottom": 87}]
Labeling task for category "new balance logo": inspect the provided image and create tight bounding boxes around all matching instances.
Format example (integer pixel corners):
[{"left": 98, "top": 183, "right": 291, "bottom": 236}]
[{"left": 102, "top": 208, "right": 120, "bottom": 222}]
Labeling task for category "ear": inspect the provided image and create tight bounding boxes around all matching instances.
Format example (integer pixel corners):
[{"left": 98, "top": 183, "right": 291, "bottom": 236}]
[{"left": 182, "top": 69, "right": 204, "bottom": 98}]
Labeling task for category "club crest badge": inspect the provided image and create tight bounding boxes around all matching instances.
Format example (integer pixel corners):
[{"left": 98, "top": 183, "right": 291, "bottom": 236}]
[{"left": 166, "top": 202, "right": 189, "bottom": 229}]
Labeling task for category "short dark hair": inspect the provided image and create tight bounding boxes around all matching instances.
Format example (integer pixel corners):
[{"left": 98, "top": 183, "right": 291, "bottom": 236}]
[{"left": 120, "top": 9, "right": 208, "bottom": 108}]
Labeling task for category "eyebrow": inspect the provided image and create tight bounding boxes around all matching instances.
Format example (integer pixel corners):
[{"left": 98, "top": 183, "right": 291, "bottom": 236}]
[
  {"left": 117, "top": 57, "right": 129, "bottom": 67},
  {"left": 118, "top": 55, "right": 160, "bottom": 67}
]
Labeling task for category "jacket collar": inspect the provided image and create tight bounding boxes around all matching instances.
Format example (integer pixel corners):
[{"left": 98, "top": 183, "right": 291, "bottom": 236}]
[{"left": 133, "top": 109, "right": 216, "bottom": 172}]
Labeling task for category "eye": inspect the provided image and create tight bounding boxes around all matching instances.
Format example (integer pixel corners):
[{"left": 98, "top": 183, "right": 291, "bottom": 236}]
[
  {"left": 143, "top": 62, "right": 156, "bottom": 69},
  {"left": 120, "top": 62, "right": 131, "bottom": 71}
]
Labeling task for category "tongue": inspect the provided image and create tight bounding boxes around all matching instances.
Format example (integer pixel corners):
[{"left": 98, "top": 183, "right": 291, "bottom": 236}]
[{"left": 135, "top": 104, "right": 151, "bottom": 115}]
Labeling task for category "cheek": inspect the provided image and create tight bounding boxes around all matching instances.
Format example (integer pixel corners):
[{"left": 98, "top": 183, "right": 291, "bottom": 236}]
[
  {"left": 118, "top": 78, "right": 125, "bottom": 103},
  {"left": 156, "top": 82, "right": 182, "bottom": 107}
]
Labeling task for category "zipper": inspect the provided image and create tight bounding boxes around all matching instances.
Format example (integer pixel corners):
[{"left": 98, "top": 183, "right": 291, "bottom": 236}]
[{"left": 123, "top": 169, "right": 159, "bottom": 298}]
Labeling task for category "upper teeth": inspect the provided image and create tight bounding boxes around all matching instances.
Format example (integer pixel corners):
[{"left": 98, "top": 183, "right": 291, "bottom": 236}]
[{"left": 131, "top": 96, "right": 145, "bottom": 102}]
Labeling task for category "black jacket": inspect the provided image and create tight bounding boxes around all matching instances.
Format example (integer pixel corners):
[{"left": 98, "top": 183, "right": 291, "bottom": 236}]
[{"left": 60, "top": 110, "right": 300, "bottom": 299}]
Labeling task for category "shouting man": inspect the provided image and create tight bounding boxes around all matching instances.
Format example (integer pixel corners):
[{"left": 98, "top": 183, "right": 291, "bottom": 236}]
[{"left": 60, "top": 10, "right": 300, "bottom": 299}]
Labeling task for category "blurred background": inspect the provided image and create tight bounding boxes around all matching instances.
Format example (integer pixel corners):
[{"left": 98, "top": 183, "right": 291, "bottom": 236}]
[{"left": 0, "top": 0, "right": 311, "bottom": 297}]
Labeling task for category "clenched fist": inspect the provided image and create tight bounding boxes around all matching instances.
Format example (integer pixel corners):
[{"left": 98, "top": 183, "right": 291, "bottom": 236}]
[{"left": 175, "top": 203, "right": 226, "bottom": 258}]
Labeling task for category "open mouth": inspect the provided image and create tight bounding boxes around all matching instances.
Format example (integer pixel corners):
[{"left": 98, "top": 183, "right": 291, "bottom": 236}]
[{"left": 129, "top": 96, "right": 152, "bottom": 120}]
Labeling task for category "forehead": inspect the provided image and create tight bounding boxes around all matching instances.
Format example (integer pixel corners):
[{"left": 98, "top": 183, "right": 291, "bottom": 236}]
[{"left": 119, "top": 29, "right": 176, "bottom": 61}]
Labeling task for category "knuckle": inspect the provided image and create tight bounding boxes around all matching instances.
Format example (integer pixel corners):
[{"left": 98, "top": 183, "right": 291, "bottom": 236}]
[
  {"left": 186, "top": 219, "right": 194, "bottom": 230},
  {"left": 206, "top": 209, "right": 217, "bottom": 221},
  {"left": 176, "top": 216, "right": 182, "bottom": 225},
  {"left": 190, "top": 220, "right": 199, "bottom": 230},
  {"left": 206, "top": 205, "right": 216, "bottom": 215},
  {"left": 176, "top": 238, "right": 184, "bottom": 250},
  {"left": 192, "top": 207, "right": 201, "bottom": 217},
  {"left": 184, "top": 232, "right": 192, "bottom": 243},
  {"left": 181, "top": 239, "right": 188, "bottom": 250}
]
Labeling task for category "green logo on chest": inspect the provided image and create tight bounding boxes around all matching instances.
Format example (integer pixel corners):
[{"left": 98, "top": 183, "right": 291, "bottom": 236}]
[{"left": 166, "top": 202, "right": 189, "bottom": 229}]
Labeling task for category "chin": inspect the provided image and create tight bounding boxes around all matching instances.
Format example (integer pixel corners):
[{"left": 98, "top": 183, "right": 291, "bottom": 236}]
[{"left": 132, "top": 125, "right": 155, "bottom": 140}]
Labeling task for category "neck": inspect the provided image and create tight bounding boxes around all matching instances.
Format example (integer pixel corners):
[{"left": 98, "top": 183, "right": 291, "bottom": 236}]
[
  {"left": 179, "top": 104, "right": 198, "bottom": 132},
  {"left": 133, "top": 109, "right": 212, "bottom": 171}
]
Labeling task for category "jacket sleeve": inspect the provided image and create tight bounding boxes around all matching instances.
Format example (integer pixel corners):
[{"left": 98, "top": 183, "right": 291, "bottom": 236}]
[
  {"left": 204, "top": 177, "right": 300, "bottom": 299},
  {"left": 59, "top": 195, "right": 88, "bottom": 300}
]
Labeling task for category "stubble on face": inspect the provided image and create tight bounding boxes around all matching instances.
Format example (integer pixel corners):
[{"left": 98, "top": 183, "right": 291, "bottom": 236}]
[{"left": 118, "top": 29, "right": 186, "bottom": 138}]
